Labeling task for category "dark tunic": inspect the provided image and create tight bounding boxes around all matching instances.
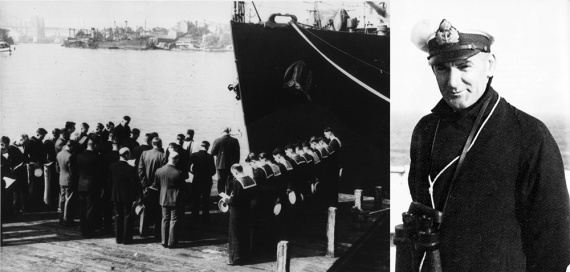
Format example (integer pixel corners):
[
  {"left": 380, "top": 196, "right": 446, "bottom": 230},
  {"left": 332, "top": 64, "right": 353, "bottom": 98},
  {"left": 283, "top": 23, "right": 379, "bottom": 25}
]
[
  {"left": 228, "top": 176, "right": 257, "bottom": 263},
  {"left": 409, "top": 88, "right": 570, "bottom": 271}
]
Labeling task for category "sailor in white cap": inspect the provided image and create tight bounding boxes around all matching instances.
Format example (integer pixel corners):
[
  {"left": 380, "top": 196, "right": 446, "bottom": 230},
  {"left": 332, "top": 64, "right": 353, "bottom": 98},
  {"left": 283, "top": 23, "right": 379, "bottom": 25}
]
[{"left": 405, "top": 19, "right": 570, "bottom": 271}]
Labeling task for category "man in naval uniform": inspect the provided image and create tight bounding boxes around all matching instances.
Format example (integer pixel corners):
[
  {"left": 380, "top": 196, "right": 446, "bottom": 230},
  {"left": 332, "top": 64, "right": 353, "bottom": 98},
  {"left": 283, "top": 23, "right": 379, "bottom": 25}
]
[
  {"left": 408, "top": 19, "right": 570, "bottom": 271},
  {"left": 225, "top": 164, "right": 257, "bottom": 265}
]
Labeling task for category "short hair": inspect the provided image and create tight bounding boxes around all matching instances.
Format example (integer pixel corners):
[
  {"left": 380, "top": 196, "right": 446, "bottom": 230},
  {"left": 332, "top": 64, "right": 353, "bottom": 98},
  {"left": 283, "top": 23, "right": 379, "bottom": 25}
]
[
  {"left": 272, "top": 148, "right": 284, "bottom": 157},
  {"left": 52, "top": 128, "right": 61, "bottom": 136},
  {"left": 310, "top": 136, "right": 318, "bottom": 143},
  {"left": 223, "top": 127, "right": 231, "bottom": 133},
  {"left": 81, "top": 122, "right": 89, "bottom": 129},
  {"left": 284, "top": 144, "right": 295, "bottom": 151},
  {"left": 231, "top": 163, "right": 243, "bottom": 173},
  {"left": 1, "top": 136, "right": 10, "bottom": 145},
  {"left": 21, "top": 134, "right": 29, "bottom": 140},
  {"left": 132, "top": 128, "right": 140, "bottom": 135},
  {"left": 302, "top": 141, "right": 310, "bottom": 148},
  {"left": 186, "top": 129, "right": 195, "bottom": 137},
  {"left": 36, "top": 128, "right": 48, "bottom": 135},
  {"left": 245, "top": 152, "right": 257, "bottom": 163},
  {"left": 96, "top": 123, "right": 104, "bottom": 129},
  {"left": 323, "top": 127, "right": 333, "bottom": 133},
  {"left": 66, "top": 139, "right": 76, "bottom": 147},
  {"left": 65, "top": 121, "right": 75, "bottom": 129},
  {"left": 177, "top": 134, "right": 185, "bottom": 140},
  {"left": 123, "top": 116, "right": 131, "bottom": 122},
  {"left": 259, "top": 152, "right": 270, "bottom": 161},
  {"left": 106, "top": 121, "right": 114, "bottom": 128},
  {"left": 201, "top": 140, "right": 210, "bottom": 149}
]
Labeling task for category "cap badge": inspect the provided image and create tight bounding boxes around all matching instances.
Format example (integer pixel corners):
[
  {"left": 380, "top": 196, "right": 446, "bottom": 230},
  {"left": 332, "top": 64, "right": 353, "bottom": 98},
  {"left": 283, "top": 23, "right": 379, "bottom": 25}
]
[{"left": 435, "top": 19, "right": 459, "bottom": 45}]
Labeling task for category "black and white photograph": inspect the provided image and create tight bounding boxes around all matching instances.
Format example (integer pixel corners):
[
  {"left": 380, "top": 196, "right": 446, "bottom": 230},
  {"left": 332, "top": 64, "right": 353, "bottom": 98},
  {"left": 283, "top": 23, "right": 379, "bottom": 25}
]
[
  {"left": 1, "top": 1, "right": 390, "bottom": 271},
  {"left": 390, "top": 0, "right": 570, "bottom": 271}
]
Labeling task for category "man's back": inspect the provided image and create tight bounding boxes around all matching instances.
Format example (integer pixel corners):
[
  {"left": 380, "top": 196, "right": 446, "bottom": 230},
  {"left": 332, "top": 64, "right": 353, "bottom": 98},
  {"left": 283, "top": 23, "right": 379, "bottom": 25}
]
[
  {"left": 56, "top": 149, "right": 74, "bottom": 186},
  {"left": 138, "top": 148, "right": 166, "bottom": 187},
  {"left": 211, "top": 135, "right": 240, "bottom": 169},
  {"left": 154, "top": 165, "right": 184, "bottom": 206},
  {"left": 189, "top": 150, "right": 216, "bottom": 179},
  {"left": 76, "top": 150, "right": 100, "bottom": 192},
  {"left": 109, "top": 160, "right": 140, "bottom": 203}
]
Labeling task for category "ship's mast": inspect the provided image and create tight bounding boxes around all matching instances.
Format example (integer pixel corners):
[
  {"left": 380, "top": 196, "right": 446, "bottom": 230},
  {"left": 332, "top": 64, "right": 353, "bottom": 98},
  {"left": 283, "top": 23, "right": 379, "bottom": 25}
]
[{"left": 233, "top": 2, "right": 245, "bottom": 23}]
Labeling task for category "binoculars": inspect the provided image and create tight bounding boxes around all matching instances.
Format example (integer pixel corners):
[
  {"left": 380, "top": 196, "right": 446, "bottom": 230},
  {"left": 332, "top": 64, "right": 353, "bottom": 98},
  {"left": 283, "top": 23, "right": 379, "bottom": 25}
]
[{"left": 394, "top": 202, "right": 444, "bottom": 272}]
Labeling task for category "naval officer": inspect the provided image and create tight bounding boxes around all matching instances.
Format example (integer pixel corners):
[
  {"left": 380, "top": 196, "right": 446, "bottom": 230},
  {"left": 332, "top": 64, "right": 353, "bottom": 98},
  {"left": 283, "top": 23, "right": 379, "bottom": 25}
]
[{"left": 407, "top": 19, "right": 570, "bottom": 271}]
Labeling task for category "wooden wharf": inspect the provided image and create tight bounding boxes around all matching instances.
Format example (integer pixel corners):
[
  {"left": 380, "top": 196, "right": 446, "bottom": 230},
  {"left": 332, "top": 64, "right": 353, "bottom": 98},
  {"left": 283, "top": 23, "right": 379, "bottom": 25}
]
[{"left": 1, "top": 193, "right": 389, "bottom": 272}]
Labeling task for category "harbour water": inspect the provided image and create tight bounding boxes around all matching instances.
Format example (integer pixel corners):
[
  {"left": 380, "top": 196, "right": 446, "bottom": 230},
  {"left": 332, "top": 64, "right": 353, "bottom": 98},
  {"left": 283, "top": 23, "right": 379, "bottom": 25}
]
[{"left": 0, "top": 43, "right": 247, "bottom": 155}]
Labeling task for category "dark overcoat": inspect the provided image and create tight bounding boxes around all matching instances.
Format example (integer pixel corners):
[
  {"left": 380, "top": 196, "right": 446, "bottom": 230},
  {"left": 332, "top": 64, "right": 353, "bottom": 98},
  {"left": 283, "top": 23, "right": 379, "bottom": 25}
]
[{"left": 409, "top": 88, "right": 570, "bottom": 271}]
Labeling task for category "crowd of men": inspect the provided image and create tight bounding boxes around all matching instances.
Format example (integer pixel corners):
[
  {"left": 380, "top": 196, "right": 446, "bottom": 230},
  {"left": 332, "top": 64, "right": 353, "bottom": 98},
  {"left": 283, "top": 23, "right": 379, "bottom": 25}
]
[{"left": 1, "top": 116, "right": 342, "bottom": 265}]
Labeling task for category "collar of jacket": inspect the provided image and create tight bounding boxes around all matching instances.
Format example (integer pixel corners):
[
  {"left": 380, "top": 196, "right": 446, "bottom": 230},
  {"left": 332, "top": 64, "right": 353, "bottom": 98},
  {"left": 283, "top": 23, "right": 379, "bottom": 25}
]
[{"left": 431, "top": 86, "right": 497, "bottom": 119}]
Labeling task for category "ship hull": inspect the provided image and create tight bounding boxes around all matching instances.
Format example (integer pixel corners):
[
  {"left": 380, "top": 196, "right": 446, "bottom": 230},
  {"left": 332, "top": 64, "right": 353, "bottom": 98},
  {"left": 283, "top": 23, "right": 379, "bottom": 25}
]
[
  {"left": 231, "top": 21, "right": 390, "bottom": 196},
  {"left": 96, "top": 40, "right": 151, "bottom": 50}
]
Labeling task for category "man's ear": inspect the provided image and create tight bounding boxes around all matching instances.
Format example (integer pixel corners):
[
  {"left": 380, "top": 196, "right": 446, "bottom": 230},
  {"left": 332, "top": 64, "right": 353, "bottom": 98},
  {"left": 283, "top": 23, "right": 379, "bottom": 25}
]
[{"left": 487, "top": 53, "right": 497, "bottom": 77}]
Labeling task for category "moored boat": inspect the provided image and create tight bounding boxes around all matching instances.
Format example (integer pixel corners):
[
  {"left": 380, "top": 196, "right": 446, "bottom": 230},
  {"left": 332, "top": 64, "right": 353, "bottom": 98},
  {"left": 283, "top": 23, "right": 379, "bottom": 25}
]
[
  {"left": 0, "top": 41, "right": 13, "bottom": 55},
  {"left": 229, "top": 2, "right": 390, "bottom": 196}
]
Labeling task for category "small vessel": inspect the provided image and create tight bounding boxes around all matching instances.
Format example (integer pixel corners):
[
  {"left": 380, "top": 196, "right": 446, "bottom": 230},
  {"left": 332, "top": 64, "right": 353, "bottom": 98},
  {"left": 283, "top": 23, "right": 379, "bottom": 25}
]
[
  {"left": 0, "top": 41, "right": 13, "bottom": 55},
  {"left": 229, "top": 2, "right": 390, "bottom": 196}
]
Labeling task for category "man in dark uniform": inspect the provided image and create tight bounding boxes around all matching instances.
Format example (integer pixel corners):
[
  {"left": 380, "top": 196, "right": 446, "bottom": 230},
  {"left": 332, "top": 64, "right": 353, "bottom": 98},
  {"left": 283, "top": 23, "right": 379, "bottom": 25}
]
[
  {"left": 323, "top": 127, "right": 341, "bottom": 207},
  {"left": 224, "top": 164, "right": 257, "bottom": 265},
  {"left": 76, "top": 139, "right": 102, "bottom": 237},
  {"left": 109, "top": 148, "right": 141, "bottom": 244},
  {"left": 3, "top": 137, "right": 25, "bottom": 214},
  {"left": 407, "top": 19, "right": 570, "bottom": 271},
  {"left": 151, "top": 151, "right": 186, "bottom": 248},
  {"left": 211, "top": 127, "right": 240, "bottom": 194},
  {"left": 2, "top": 136, "right": 26, "bottom": 216},
  {"left": 124, "top": 128, "right": 140, "bottom": 153},
  {"left": 114, "top": 116, "right": 131, "bottom": 146},
  {"left": 56, "top": 140, "right": 77, "bottom": 226},
  {"left": 138, "top": 137, "right": 166, "bottom": 238},
  {"left": 24, "top": 128, "right": 48, "bottom": 210},
  {"left": 188, "top": 141, "right": 216, "bottom": 220},
  {"left": 100, "top": 140, "right": 120, "bottom": 233}
]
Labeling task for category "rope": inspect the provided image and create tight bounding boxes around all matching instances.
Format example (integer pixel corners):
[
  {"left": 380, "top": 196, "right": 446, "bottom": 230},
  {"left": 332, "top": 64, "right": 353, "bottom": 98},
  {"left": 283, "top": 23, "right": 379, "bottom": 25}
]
[
  {"left": 289, "top": 22, "right": 390, "bottom": 103},
  {"left": 299, "top": 24, "right": 389, "bottom": 74}
]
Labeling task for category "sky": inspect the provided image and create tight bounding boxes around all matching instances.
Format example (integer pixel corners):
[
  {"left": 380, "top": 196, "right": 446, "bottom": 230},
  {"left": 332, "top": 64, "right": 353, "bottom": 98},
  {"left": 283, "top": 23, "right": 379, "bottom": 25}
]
[{"left": 390, "top": 0, "right": 570, "bottom": 116}]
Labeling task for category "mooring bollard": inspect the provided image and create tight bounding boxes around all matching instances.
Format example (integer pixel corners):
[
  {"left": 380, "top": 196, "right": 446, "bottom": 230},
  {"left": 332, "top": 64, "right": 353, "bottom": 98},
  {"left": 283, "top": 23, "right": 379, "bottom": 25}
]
[
  {"left": 354, "top": 189, "right": 363, "bottom": 210},
  {"left": 374, "top": 186, "right": 383, "bottom": 209},
  {"left": 277, "top": 240, "right": 289, "bottom": 272},
  {"left": 326, "top": 207, "right": 337, "bottom": 257}
]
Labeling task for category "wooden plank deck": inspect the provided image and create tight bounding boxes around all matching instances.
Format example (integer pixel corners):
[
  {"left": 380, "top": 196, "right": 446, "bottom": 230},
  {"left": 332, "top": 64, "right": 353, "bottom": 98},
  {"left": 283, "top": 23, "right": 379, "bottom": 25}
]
[{"left": 1, "top": 194, "right": 387, "bottom": 272}]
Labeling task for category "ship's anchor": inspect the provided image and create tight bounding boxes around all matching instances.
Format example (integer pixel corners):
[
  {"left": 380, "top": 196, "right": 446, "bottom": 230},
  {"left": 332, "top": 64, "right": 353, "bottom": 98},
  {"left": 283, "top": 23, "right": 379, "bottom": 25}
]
[
  {"left": 282, "top": 60, "right": 313, "bottom": 102},
  {"left": 228, "top": 83, "right": 241, "bottom": 100}
]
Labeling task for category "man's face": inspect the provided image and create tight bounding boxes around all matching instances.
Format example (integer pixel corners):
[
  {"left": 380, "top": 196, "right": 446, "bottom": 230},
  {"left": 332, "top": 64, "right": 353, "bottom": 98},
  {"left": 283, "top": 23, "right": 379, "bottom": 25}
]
[
  {"left": 324, "top": 132, "right": 331, "bottom": 139},
  {"left": 1, "top": 142, "right": 7, "bottom": 153},
  {"left": 432, "top": 53, "right": 496, "bottom": 111},
  {"left": 81, "top": 126, "right": 88, "bottom": 134}
]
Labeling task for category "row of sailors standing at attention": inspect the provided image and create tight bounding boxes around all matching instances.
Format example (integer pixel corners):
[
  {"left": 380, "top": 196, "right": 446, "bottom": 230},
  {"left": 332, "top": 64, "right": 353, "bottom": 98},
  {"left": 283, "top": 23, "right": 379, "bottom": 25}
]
[{"left": 222, "top": 127, "right": 342, "bottom": 264}]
